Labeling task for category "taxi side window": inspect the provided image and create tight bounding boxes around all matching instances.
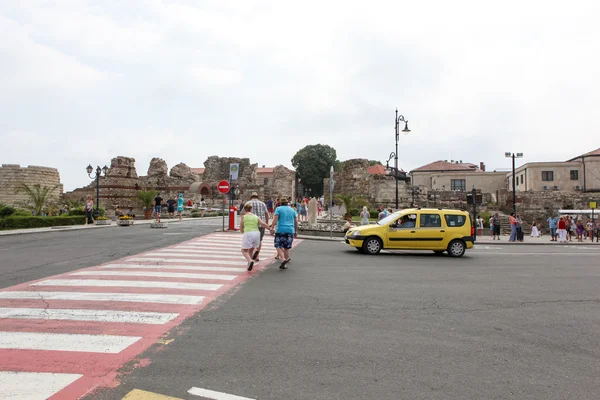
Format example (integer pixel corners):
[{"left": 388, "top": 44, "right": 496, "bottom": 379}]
[
  {"left": 420, "top": 214, "right": 441, "bottom": 228},
  {"left": 444, "top": 214, "right": 466, "bottom": 227}
]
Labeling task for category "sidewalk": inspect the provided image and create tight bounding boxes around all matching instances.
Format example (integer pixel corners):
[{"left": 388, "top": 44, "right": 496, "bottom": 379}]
[
  {"left": 475, "top": 235, "right": 600, "bottom": 245},
  {"left": 0, "top": 217, "right": 222, "bottom": 237}
]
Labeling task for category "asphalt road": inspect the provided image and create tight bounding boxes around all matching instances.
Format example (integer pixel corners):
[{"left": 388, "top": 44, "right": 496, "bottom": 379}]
[
  {"left": 85, "top": 241, "right": 600, "bottom": 400},
  {"left": 0, "top": 218, "right": 221, "bottom": 290}
]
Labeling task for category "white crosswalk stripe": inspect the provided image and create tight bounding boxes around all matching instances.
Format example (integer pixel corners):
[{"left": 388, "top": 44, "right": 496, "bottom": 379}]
[
  {"left": 72, "top": 270, "right": 238, "bottom": 281},
  {"left": 32, "top": 279, "right": 223, "bottom": 291},
  {"left": 0, "top": 331, "right": 141, "bottom": 353},
  {"left": 0, "top": 371, "right": 82, "bottom": 400},
  {"left": 145, "top": 252, "right": 245, "bottom": 259},
  {"left": 126, "top": 257, "right": 244, "bottom": 265},
  {"left": 0, "top": 307, "right": 178, "bottom": 324},
  {"left": 100, "top": 263, "right": 247, "bottom": 272},
  {"left": 0, "top": 291, "right": 205, "bottom": 304}
]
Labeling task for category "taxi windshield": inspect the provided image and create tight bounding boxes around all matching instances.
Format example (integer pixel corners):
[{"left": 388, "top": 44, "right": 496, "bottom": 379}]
[{"left": 377, "top": 212, "right": 402, "bottom": 226}]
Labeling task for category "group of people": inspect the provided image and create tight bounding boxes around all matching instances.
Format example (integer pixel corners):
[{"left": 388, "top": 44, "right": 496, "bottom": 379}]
[
  {"left": 240, "top": 192, "right": 298, "bottom": 271},
  {"left": 546, "top": 215, "right": 598, "bottom": 243},
  {"left": 483, "top": 212, "right": 599, "bottom": 243},
  {"left": 152, "top": 193, "right": 186, "bottom": 223}
]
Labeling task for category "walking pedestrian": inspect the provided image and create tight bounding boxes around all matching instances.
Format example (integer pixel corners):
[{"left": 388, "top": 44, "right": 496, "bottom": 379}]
[
  {"left": 476, "top": 215, "right": 484, "bottom": 236},
  {"left": 243, "top": 192, "right": 269, "bottom": 262},
  {"left": 84, "top": 195, "right": 94, "bottom": 224},
  {"left": 177, "top": 193, "right": 184, "bottom": 221},
  {"left": 508, "top": 212, "right": 517, "bottom": 242},
  {"left": 270, "top": 197, "right": 298, "bottom": 269},
  {"left": 492, "top": 213, "right": 501, "bottom": 240},
  {"left": 153, "top": 192, "right": 163, "bottom": 223},
  {"left": 166, "top": 197, "right": 176, "bottom": 219},
  {"left": 240, "top": 203, "right": 272, "bottom": 271},
  {"left": 299, "top": 199, "right": 308, "bottom": 222},
  {"left": 530, "top": 218, "right": 539, "bottom": 237},
  {"left": 360, "top": 206, "right": 370, "bottom": 226}
]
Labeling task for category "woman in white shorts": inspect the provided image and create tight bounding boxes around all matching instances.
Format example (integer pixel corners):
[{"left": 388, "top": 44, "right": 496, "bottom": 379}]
[{"left": 240, "top": 203, "right": 272, "bottom": 271}]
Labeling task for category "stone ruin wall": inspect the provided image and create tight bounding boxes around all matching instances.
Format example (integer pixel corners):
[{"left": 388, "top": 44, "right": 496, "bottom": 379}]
[
  {"left": 0, "top": 164, "right": 63, "bottom": 208},
  {"left": 64, "top": 156, "right": 203, "bottom": 215},
  {"left": 64, "top": 155, "right": 296, "bottom": 215}
]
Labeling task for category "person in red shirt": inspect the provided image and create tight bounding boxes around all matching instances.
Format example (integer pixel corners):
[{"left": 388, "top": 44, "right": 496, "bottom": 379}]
[{"left": 557, "top": 216, "right": 567, "bottom": 243}]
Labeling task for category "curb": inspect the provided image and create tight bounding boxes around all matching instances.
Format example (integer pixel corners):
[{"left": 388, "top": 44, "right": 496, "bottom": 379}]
[{"left": 0, "top": 217, "right": 223, "bottom": 237}]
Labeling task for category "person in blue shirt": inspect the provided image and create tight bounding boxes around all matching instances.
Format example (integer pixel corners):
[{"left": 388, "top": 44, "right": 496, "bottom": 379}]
[
  {"left": 547, "top": 215, "right": 558, "bottom": 241},
  {"left": 177, "top": 193, "right": 185, "bottom": 222},
  {"left": 270, "top": 197, "right": 298, "bottom": 269}
]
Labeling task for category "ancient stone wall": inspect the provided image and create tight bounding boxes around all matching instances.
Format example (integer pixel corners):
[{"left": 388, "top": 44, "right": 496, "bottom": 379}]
[
  {"left": 0, "top": 164, "right": 63, "bottom": 207},
  {"left": 64, "top": 156, "right": 202, "bottom": 215},
  {"left": 64, "top": 155, "right": 295, "bottom": 215}
]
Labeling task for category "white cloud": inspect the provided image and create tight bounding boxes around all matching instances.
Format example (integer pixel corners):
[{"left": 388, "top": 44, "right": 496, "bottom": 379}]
[{"left": 1, "top": 0, "right": 600, "bottom": 191}]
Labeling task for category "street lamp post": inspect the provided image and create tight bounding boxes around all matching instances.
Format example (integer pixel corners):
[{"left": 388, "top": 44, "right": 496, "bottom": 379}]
[
  {"left": 86, "top": 164, "right": 109, "bottom": 217},
  {"left": 385, "top": 109, "right": 411, "bottom": 209},
  {"left": 505, "top": 152, "right": 523, "bottom": 214}
]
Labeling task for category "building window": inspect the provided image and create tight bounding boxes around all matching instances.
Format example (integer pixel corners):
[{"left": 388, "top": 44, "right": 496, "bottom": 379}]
[
  {"left": 541, "top": 171, "right": 554, "bottom": 181},
  {"left": 520, "top": 175, "right": 524, "bottom": 185},
  {"left": 450, "top": 179, "right": 466, "bottom": 191},
  {"left": 570, "top": 170, "right": 579, "bottom": 180},
  {"left": 264, "top": 177, "right": 269, "bottom": 186}
]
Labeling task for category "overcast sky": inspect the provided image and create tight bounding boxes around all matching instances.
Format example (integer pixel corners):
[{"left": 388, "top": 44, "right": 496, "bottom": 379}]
[{"left": 1, "top": 1, "right": 599, "bottom": 191}]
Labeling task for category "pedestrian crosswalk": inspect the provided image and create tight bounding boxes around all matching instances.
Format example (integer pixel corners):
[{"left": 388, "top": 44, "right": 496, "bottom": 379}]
[{"left": 0, "top": 232, "right": 277, "bottom": 399}]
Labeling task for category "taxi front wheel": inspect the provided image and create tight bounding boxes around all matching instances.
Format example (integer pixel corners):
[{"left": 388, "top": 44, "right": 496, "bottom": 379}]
[
  {"left": 363, "top": 237, "right": 382, "bottom": 255},
  {"left": 447, "top": 240, "right": 466, "bottom": 257}
]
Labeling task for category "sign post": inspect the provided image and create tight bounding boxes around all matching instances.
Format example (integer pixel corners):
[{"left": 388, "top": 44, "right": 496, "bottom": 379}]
[
  {"left": 329, "top": 165, "right": 334, "bottom": 238},
  {"left": 217, "top": 180, "right": 231, "bottom": 231},
  {"left": 591, "top": 201, "right": 597, "bottom": 223}
]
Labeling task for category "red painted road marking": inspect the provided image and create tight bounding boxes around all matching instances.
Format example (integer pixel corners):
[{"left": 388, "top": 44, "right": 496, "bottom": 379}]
[{"left": 0, "top": 232, "right": 302, "bottom": 399}]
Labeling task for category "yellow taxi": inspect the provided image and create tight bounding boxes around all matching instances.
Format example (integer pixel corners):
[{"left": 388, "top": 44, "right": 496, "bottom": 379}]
[{"left": 345, "top": 208, "right": 475, "bottom": 257}]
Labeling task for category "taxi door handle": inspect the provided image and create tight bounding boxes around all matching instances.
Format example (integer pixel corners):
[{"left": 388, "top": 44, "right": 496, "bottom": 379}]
[
  {"left": 440, "top": 230, "right": 445, "bottom": 232},
  {"left": 411, "top": 231, "right": 416, "bottom": 233}
]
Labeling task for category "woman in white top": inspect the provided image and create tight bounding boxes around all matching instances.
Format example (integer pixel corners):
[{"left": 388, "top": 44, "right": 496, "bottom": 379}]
[
  {"left": 530, "top": 218, "right": 539, "bottom": 237},
  {"left": 360, "top": 206, "right": 370, "bottom": 225},
  {"left": 84, "top": 195, "right": 94, "bottom": 224}
]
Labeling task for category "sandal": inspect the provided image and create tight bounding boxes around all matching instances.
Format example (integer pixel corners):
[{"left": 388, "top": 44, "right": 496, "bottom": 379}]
[
  {"left": 247, "top": 261, "right": 254, "bottom": 271},
  {"left": 279, "top": 259, "right": 290, "bottom": 269}
]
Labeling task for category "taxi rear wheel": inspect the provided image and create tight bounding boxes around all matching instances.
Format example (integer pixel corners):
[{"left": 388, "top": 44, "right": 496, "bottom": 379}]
[
  {"left": 447, "top": 240, "right": 466, "bottom": 257},
  {"left": 362, "top": 237, "right": 382, "bottom": 255}
]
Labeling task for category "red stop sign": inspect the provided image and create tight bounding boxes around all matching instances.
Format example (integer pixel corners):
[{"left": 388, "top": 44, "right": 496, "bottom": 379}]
[{"left": 217, "top": 180, "right": 230, "bottom": 194}]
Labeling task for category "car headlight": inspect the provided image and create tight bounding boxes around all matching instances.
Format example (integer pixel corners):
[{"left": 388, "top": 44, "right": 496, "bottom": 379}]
[{"left": 351, "top": 230, "right": 361, "bottom": 237}]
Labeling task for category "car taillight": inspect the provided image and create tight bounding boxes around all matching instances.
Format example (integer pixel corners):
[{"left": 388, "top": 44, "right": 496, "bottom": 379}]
[{"left": 471, "top": 225, "right": 475, "bottom": 236}]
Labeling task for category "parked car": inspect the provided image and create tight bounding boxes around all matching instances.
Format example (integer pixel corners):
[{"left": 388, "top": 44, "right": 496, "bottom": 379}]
[{"left": 345, "top": 208, "right": 475, "bottom": 257}]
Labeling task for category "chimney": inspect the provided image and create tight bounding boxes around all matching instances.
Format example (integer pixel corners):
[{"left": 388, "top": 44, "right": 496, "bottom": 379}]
[
  {"left": 459, "top": 160, "right": 463, "bottom": 163},
  {"left": 262, "top": 165, "right": 265, "bottom": 168},
  {"left": 480, "top": 162, "right": 485, "bottom": 171}
]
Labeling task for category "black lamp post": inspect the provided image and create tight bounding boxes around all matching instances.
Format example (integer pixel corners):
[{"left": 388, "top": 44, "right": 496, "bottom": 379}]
[
  {"left": 505, "top": 152, "right": 523, "bottom": 214},
  {"left": 86, "top": 164, "right": 109, "bottom": 217},
  {"left": 384, "top": 109, "right": 411, "bottom": 209}
]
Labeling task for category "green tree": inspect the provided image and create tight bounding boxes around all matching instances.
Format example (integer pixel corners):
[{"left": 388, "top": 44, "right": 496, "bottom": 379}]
[
  {"left": 136, "top": 190, "right": 157, "bottom": 209},
  {"left": 292, "top": 144, "right": 338, "bottom": 186},
  {"left": 368, "top": 160, "right": 382, "bottom": 166},
  {"left": 16, "top": 184, "right": 59, "bottom": 216}
]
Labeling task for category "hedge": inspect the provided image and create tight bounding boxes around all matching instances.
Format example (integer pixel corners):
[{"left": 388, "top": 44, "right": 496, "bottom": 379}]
[
  {"left": 0, "top": 216, "right": 87, "bottom": 230},
  {"left": 68, "top": 208, "right": 105, "bottom": 217}
]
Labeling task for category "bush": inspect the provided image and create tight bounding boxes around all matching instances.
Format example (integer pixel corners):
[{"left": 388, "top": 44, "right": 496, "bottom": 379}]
[
  {"left": 13, "top": 209, "right": 32, "bottom": 217},
  {"left": 348, "top": 208, "right": 360, "bottom": 216},
  {"left": 68, "top": 207, "right": 105, "bottom": 216},
  {"left": 0, "top": 216, "right": 87, "bottom": 230},
  {"left": 370, "top": 210, "right": 380, "bottom": 219},
  {"left": 0, "top": 204, "right": 16, "bottom": 218}
]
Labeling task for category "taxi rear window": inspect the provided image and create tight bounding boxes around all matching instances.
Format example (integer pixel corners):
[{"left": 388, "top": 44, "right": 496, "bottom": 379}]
[{"left": 444, "top": 214, "right": 466, "bottom": 227}]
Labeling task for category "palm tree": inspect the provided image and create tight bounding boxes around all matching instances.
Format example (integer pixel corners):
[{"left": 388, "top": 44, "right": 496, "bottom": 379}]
[
  {"left": 16, "top": 184, "right": 59, "bottom": 216},
  {"left": 335, "top": 194, "right": 354, "bottom": 217}
]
